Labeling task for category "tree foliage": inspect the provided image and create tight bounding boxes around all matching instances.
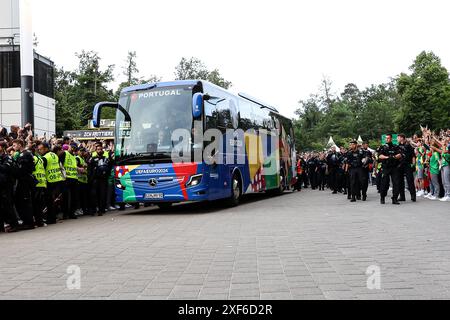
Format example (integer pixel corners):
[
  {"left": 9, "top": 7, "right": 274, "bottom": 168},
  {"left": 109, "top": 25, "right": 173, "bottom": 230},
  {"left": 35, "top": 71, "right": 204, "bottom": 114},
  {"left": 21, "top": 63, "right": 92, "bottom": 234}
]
[
  {"left": 396, "top": 51, "right": 450, "bottom": 135},
  {"left": 175, "top": 57, "right": 232, "bottom": 89},
  {"left": 294, "top": 51, "right": 450, "bottom": 151},
  {"left": 115, "top": 51, "right": 161, "bottom": 99}
]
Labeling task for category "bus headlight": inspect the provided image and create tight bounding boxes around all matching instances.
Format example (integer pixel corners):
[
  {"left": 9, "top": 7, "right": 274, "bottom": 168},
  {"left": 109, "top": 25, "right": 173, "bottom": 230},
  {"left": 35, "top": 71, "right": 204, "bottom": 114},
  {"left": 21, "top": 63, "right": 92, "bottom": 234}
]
[{"left": 186, "top": 174, "right": 203, "bottom": 187}]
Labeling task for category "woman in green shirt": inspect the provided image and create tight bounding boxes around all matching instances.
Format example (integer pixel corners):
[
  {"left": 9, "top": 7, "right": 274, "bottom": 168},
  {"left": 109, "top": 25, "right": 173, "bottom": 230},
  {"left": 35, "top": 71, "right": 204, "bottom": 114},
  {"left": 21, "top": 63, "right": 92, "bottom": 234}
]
[{"left": 428, "top": 150, "right": 441, "bottom": 200}]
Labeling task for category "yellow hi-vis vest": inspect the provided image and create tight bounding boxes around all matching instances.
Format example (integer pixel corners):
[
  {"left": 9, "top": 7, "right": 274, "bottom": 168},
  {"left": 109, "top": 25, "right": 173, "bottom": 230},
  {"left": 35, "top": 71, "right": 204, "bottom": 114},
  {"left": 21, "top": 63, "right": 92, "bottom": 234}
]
[
  {"left": 33, "top": 155, "right": 47, "bottom": 188},
  {"left": 64, "top": 151, "right": 78, "bottom": 180},
  {"left": 44, "top": 152, "right": 64, "bottom": 183},
  {"left": 76, "top": 156, "right": 88, "bottom": 184},
  {"left": 92, "top": 151, "right": 109, "bottom": 158}
]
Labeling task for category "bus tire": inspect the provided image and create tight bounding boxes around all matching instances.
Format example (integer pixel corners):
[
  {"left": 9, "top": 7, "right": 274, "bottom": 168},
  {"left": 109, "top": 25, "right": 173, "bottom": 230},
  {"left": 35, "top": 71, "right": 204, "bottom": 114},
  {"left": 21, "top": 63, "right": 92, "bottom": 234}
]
[
  {"left": 273, "top": 169, "right": 285, "bottom": 196},
  {"left": 225, "top": 173, "right": 242, "bottom": 207},
  {"left": 157, "top": 203, "right": 172, "bottom": 211}
]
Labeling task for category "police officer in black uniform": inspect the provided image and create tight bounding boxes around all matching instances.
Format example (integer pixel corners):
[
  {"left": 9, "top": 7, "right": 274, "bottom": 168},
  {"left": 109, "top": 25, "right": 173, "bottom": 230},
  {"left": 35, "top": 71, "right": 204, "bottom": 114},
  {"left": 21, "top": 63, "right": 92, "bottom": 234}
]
[
  {"left": 378, "top": 134, "right": 402, "bottom": 205},
  {"left": 317, "top": 154, "right": 327, "bottom": 191},
  {"left": 306, "top": 154, "right": 318, "bottom": 190},
  {"left": 361, "top": 142, "right": 373, "bottom": 201},
  {"left": 397, "top": 134, "right": 416, "bottom": 202},
  {"left": 326, "top": 146, "right": 340, "bottom": 194},
  {"left": 345, "top": 140, "right": 366, "bottom": 202},
  {"left": 89, "top": 143, "right": 113, "bottom": 216},
  {"left": 0, "top": 141, "right": 19, "bottom": 232},
  {"left": 12, "top": 139, "right": 35, "bottom": 229}
]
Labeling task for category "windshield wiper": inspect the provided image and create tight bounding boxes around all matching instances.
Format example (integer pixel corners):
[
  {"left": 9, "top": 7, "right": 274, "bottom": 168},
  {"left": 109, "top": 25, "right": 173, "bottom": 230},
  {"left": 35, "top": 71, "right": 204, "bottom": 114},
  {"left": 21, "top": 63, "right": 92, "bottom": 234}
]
[{"left": 116, "top": 152, "right": 172, "bottom": 164}]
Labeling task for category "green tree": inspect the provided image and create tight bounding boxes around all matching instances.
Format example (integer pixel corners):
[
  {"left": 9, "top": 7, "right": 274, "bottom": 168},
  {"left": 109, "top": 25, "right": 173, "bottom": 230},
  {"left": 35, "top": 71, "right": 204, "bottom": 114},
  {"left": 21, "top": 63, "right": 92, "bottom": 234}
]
[
  {"left": 174, "top": 57, "right": 232, "bottom": 89},
  {"left": 54, "top": 50, "right": 116, "bottom": 133},
  {"left": 54, "top": 67, "right": 83, "bottom": 135},
  {"left": 115, "top": 51, "right": 161, "bottom": 99},
  {"left": 293, "top": 95, "right": 324, "bottom": 151},
  {"left": 73, "top": 50, "right": 115, "bottom": 123},
  {"left": 396, "top": 51, "right": 450, "bottom": 135}
]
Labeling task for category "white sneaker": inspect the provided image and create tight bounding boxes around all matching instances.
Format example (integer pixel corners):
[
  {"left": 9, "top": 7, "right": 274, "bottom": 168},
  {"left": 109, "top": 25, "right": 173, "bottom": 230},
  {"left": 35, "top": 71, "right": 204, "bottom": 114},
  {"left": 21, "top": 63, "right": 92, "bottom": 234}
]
[
  {"left": 109, "top": 206, "right": 116, "bottom": 211},
  {"left": 428, "top": 195, "right": 437, "bottom": 200},
  {"left": 439, "top": 196, "right": 450, "bottom": 202},
  {"left": 424, "top": 194, "right": 431, "bottom": 199},
  {"left": 416, "top": 190, "right": 424, "bottom": 197}
]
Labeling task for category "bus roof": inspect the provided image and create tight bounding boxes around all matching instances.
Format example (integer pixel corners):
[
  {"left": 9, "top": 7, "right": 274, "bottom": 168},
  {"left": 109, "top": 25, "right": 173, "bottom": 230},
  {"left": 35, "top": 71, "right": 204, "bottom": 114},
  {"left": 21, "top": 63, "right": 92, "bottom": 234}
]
[
  {"left": 121, "top": 80, "right": 200, "bottom": 93},
  {"left": 121, "top": 80, "right": 287, "bottom": 119}
]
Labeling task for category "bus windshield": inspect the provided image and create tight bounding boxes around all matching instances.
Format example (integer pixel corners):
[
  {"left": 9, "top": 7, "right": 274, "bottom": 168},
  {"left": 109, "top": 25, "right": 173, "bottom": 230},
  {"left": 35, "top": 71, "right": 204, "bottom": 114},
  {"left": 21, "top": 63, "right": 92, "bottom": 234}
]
[{"left": 116, "top": 86, "right": 193, "bottom": 158}]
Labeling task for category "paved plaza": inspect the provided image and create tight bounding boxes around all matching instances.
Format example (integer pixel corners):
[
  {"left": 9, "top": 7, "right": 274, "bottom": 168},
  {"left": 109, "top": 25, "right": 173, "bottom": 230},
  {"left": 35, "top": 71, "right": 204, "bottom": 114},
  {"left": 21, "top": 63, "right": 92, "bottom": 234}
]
[{"left": 1, "top": 186, "right": 450, "bottom": 300}]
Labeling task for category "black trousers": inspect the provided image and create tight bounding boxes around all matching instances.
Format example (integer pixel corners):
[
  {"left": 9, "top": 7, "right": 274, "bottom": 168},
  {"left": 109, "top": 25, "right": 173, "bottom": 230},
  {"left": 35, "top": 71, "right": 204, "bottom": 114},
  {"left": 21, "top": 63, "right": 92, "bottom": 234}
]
[
  {"left": 301, "top": 172, "right": 308, "bottom": 188},
  {"left": 46, "top": 182, "right": 63, "bottom": 224},
  {"left": 317, "top": 170, "right": 326, "bottom": 190},
  {"left": 349, "top": 167, "right": 365, "bottom": 198},
  {"left": 376, "top": 171, "right": 382, "bottom": 191},
  {"left": 328, "top": 168, "right": 338, "bottom": 192},
  {"left": 15, "top": 179, "right": 35, "bottom": 226},
  {"left": 398, "top": 164, "right": 415, "bottom": 200},
  {"left": 0, "top": 186, "right": 19, "bottom": 229},
  {"left": 32, "top": 187, "right": 46, "bottom": 225},
  {"left": 62, "top": 178, "right": 79, "bottom": 218},
  {"left": 92, "top": 178, "right": 108, "bottom": 213},
  {"left": 381, "top": 166, "right": 400, "bottom": 200},
  {"left": 361, "top": 168, "right": 370, "bottom": 196},
  {"left": 308, "top": 170, "right": 318, "bottom": 189}
]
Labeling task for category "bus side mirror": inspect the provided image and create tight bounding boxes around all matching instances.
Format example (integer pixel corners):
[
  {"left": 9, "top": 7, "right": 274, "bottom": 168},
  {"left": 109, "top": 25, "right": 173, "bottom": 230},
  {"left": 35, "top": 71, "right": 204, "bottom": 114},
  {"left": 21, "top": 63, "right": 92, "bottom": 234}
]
[
  {"left": 93, "top": 102, "right": 131, "bottom": 128},
  {"left": 192, "top": 93, "right": 203, "bottom": 119}
]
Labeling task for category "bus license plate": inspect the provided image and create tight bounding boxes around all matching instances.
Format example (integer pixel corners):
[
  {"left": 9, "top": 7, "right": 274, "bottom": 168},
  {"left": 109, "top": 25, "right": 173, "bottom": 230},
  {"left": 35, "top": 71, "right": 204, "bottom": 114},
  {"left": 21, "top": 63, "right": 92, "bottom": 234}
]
[{"left": 144, "top": 193, "right": 164, "bottom": 199}]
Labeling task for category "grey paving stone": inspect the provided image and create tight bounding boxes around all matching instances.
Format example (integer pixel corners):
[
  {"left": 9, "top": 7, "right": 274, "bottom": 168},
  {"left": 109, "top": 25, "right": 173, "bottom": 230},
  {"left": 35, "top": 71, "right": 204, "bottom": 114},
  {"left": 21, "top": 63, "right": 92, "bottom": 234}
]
[{"left": 1, "top": 187, "right": 450, "bottom": 300}]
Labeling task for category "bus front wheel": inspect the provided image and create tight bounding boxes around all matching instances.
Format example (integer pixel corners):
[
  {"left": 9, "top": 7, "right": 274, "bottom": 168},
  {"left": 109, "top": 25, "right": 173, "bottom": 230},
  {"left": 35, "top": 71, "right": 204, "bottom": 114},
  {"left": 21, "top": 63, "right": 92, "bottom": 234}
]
[{"left": 225, "top": 174, "right": 242, "bottom": 207}]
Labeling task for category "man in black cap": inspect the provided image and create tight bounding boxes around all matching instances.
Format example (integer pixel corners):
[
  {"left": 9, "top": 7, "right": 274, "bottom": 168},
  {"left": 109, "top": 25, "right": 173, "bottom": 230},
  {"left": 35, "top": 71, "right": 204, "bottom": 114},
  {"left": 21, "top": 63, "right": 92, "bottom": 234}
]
[
  {"left": 345, "top": 140, "right": 366, "bottom": 202},
  {"left": 0, "top": 141, "right": 19, "bottom": 232},
  {"left": 361, "top": 142, "right": 373, "bottom": 201},
  {"left": 378, "top": 134, "right": 402, "bottom": 205},
  {"left": 326, "top": 146, "right": 340, "bottom": 194},
  {"left": 397, "top": 134, "right": 416, "bottom": 202}
]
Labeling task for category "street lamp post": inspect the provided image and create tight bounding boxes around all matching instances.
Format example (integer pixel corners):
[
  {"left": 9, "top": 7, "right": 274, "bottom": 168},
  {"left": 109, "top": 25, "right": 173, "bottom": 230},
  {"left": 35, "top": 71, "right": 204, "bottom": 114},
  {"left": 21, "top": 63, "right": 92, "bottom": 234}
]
[{"left": 19, "top": 0, "right": 34, "bottom": 128}]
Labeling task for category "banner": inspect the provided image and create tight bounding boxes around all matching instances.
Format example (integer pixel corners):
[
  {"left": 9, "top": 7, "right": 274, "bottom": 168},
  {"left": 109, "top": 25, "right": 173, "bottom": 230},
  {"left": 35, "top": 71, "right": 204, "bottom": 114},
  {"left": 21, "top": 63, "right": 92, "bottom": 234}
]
[{"left": 63, "top": 130, "right": 115, "bottom": 140}]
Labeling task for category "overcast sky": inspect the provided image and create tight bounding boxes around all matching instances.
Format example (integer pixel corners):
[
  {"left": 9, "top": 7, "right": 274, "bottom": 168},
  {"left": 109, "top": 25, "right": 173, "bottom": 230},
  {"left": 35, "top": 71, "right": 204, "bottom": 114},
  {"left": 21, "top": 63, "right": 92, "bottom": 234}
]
[{"left": 32, "top": 0, "right": 450, "bottom": 118}]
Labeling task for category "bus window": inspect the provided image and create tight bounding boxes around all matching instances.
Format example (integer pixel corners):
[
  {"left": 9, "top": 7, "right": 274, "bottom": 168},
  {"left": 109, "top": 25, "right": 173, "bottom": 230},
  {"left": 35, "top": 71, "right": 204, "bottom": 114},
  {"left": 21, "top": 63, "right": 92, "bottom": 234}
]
[
  {"left": 205, "top": 100, "right": 217, "bottom": 130},
  {"left": 217, "top": 99, "right": 232, "bottom": 131}
]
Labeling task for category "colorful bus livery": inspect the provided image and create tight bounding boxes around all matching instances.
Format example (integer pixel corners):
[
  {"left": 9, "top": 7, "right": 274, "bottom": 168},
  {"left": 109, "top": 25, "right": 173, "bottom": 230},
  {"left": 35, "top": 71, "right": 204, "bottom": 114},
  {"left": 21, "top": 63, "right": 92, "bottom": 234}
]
[{"left": 93, "top": 80, "right": 297, "bottom": 209}]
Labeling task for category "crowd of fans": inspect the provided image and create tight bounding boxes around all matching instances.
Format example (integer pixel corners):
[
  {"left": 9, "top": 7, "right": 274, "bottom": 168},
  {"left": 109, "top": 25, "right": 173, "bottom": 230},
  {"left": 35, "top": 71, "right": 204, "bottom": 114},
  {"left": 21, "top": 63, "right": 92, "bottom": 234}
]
[
  {"left": 1, "top": 122, "right": 449, "bottom": 233},
  {"left": 0, "top": 123, "right": 120, "bottom": 233},
  {"left": 294, "top": 127, "right": 450, "bottom": 203}
]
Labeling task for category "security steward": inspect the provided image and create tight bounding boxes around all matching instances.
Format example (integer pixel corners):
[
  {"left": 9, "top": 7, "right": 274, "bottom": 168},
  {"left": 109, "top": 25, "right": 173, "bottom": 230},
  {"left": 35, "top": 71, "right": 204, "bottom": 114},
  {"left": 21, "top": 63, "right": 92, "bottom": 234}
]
[
  {"left": 345, "top": 140, "right": 366, "bottom": 202},
  {"left": 76, "top": 147, "right": 89, "bottom": 215},
  {"left": 12, "top": 139, "right": 35, "bottom": 229},
  {"left": 0, "top": 141, "right": 19, "bottom": 232},
  {"left": 37, "top": 142, "right": 65, "bottom": 224},
  {"left": 31, "top": 143, "right": 47, "bottom": 227},
  {"left": 59, "top": 144, "right": 79, "bottom": 219},
  {"left": 378, "top": 134, "right": 402, "bottom": 205},
  {"left": 397, "top": 134, "right": 416, "bottom": 202}
]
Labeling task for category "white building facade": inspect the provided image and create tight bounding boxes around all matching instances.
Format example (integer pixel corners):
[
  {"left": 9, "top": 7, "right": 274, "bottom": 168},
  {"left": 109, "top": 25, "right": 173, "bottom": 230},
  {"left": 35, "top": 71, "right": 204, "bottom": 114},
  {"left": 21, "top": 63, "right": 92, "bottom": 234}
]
[{"left": 0, "top": 0, "right": 55, "bottom": 137}]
